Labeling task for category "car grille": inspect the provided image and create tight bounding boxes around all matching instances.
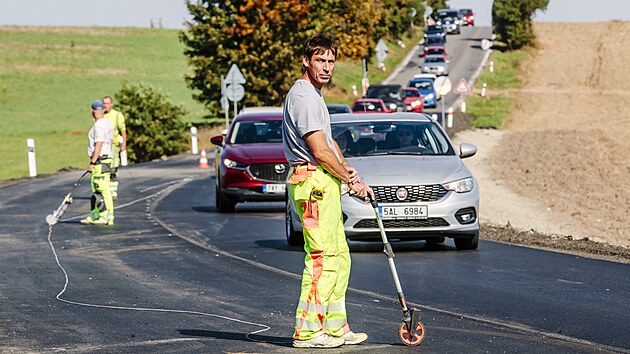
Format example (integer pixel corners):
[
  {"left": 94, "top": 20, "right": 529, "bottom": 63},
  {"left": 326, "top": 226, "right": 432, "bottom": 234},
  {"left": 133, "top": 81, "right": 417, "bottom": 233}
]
[
  {"left": 353, "top": 218, "right": 449, "bottom": 229},
  {"left": 248, "top": 163, "right": 290, "bottom": 182},
  {"left": 373, "top": 185, "right": 448, "bottom": 203}
]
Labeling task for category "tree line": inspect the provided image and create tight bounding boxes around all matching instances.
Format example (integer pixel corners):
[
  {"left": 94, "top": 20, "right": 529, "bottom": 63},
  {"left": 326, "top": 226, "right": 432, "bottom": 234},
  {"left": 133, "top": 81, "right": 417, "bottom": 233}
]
[
  {"left": 179, "top": 0, "right": 549, "bottom": 115},
  {"left": 179, "top": 0, "right": 426, "bottom": 116}
]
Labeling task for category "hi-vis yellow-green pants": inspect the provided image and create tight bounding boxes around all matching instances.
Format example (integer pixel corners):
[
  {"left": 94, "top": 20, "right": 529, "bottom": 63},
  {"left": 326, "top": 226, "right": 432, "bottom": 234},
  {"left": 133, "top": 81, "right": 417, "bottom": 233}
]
[
  {"left": 91, "top": 158, "right": 114, "bottom": 223},
  {"left": 288, "top": 163, "right": 351, "bottom": 340}
]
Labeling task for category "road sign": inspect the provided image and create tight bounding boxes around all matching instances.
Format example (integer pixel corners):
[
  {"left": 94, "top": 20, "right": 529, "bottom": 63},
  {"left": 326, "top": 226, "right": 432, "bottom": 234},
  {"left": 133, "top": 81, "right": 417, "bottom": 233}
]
[
  {"left": 375, "top": 39, "right": 388, "bottom": 65},
  {"left": 434, "top": 76, "right": 452, "bottom": 96},
  {"left": 454, "top": 78, "right": 471, "bottom": 95},
  {"left": 226, "top": 84, "right": 245, "bottom": 102},
  {"left": 225, "top": 64, "right": 246, "bottom": 85}
]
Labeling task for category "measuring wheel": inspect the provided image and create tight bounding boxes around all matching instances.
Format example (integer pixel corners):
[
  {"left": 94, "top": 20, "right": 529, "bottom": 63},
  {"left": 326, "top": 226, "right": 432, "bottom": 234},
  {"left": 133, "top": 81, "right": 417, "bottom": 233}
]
[{"left": 398, "top": 321, "right": 425, "bottom": 346}]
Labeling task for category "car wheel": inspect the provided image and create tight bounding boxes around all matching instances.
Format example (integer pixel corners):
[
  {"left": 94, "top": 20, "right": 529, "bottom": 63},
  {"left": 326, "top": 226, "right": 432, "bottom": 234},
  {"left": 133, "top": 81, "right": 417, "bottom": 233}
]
[
  {"left": 215, "top": 177, "right": 236, "bottom": 213},
  {"left": 285, "top": 197, "right": 304, "bottom": 246},
  {"left": 454, "top": 233, "right": 479, "bottom": 250}
]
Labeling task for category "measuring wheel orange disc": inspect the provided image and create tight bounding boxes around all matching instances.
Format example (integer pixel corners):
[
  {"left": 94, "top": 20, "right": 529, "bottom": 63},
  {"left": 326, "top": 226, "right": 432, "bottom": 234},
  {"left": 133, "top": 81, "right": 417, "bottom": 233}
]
[{"left": 398, "top": 321, "right": 425, "bottom": 346}]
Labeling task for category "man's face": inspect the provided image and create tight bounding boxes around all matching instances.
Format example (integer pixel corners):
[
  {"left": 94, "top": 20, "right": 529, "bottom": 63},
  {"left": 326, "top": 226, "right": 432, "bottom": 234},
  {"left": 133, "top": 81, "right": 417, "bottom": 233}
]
[
  {"left": 396, "top": 129, "right": 413, "bottom": 146},
  {"left": 303, "top": 49, "right": 336, "bottom": 89},
  {"left": 103, "top": 98, "right": 113, "bottom": 113},
  {"left": 91, "top": 108, "right": 104, "bottom": 120}
]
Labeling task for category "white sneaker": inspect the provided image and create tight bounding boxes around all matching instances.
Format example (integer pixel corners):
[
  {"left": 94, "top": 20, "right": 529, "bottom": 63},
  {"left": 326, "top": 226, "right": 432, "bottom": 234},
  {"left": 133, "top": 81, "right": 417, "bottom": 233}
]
[
  {"left": 293, "top": 333, "right": 345, "bottom": 348},
  {"left": 342, "top": 331, "right": 368, "bottom": 345}
]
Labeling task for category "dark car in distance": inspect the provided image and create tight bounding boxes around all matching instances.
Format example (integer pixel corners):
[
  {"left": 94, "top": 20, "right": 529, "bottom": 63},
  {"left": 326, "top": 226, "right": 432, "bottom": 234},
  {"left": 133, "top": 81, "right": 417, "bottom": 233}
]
[
  {"left": 424, "top": 24, "right": 447, "bottom": 42},
  {"left": 327, "top": 103, "right": 352, "bottom": 115},
  {"left": 422, "top": 34, "right": 445, "bottom": 48},
  {"left": 365, "top": 84, "right": 403, "bottom": 112},
  {"left": 210, "top": 112, "right": 289, "bottom": 212},
  {"left": 436, "top": 9, "right": 462, "bottom": 34}
]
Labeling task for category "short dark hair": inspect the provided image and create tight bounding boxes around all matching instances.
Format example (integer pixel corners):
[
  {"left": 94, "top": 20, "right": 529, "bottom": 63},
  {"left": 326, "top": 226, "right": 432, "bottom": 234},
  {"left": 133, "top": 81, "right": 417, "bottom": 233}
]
[{"left": 303, "top": 34, "right": 338, "bottom": 61}]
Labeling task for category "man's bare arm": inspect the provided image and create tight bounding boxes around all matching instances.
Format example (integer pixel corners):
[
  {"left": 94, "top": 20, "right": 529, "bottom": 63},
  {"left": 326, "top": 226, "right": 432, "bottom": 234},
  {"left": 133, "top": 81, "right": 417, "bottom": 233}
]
[{"left": 304, "top": 130, "right": 350, "bottom": 183}]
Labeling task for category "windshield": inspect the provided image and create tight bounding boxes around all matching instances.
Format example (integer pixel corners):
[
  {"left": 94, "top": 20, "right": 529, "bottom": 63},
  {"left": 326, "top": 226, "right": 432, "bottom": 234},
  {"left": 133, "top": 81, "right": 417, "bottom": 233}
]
[
  {"left": 424, "top": 56, "right": 445, "bottom": 63},
  {"left": 401, "top": 89, "right": 420, "bottom": 98},
  {"left": 230, "top": 119, "right": 282, "bottom": 144},
  {"left": 366, "top": 86, "right": 402, "bottom": 100},
  {"left": 425, "top": 37, "right": 443, "bottom": 45},
  {"left": 331, "top": 121, "right": 455, "bottom": 157},
  {"left": 426, "top": 48, "right": 444, "bottom": 55},
  {"left": 408, "top": 80, "right": 433, "bottom": 90}
]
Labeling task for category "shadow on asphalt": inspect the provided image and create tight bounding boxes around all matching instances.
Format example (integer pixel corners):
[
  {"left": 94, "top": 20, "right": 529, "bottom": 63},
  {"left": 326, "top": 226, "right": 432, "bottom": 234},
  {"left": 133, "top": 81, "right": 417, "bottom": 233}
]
[
  {"left": 255, "top": 239, "right": 304, "bottom": 253},
  {"left": 255, "top": 239, "right": 459, "bottom": 254},
  {"left": 191, "top": 203, "right": 284, "bottom": 214},
  {"left": 192, "top": 206, "right": 216, "bottom": 213},
  {"left": 177, "top": 329, "right": 292, "bottom": 347}
]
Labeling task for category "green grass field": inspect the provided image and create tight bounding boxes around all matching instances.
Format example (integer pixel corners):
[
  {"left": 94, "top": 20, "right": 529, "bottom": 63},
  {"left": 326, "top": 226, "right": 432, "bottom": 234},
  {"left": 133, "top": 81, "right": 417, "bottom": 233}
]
[
  {"left": 0, "top": 26, "right": 422, "bottom": 180},
  {"left": 0, "top": 26, "right": 208, "bottom": 179},
  {"left": 467, "top": 47, "right": 534, "bottom": 128}
]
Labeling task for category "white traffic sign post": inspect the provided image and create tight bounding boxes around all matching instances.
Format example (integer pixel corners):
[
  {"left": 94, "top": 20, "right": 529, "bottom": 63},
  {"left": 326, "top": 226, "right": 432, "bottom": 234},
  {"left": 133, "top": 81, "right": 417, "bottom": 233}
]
[
  {"left": 375, "top": 39, "right": 388, "bottom": 70},
  {"left": 190, "top": 126, "right": 198, "bottom": 154},
  {"left": 225, "top": 64, "right": 246, "bottom": 119},
  {"left": 434, "top": 76, "right": 452, "bottom": 128},
  {"left": 27, "top": 138, "right": 37, "bottom": 177},
  {"left": 454, "top": 78, "right": 471, "bottom": 116},
  {"left": 221, "top": 77, "right": 229, "bottom": 128}
]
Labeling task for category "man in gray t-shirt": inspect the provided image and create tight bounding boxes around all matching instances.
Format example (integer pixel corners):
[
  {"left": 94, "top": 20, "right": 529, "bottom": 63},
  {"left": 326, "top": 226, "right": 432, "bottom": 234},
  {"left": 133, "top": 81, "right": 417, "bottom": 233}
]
[{"left": 283, "top": 34, "right": 373, "bottom": 349}]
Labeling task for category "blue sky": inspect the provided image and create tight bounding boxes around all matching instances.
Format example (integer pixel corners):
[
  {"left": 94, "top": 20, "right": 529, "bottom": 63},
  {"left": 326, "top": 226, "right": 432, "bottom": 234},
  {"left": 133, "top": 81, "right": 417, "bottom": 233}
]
[{"left": 1, "top": 0, "right": 630, "bottom": 29}]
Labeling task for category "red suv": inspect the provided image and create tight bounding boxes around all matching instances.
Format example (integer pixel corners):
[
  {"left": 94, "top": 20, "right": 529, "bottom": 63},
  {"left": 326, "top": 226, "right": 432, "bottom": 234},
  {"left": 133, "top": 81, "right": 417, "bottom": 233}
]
[
  {"left": 460, "top": 8, "right": 474, "bottom": 26},
  {"left": 210, "top": 112, "right": 289, "bottom": 212}
]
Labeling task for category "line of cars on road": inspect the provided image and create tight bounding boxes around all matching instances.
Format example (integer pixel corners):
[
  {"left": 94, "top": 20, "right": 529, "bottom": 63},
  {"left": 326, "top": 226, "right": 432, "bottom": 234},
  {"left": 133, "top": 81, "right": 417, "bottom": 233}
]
[
  {"left": 211, "top": 108, "right": 479, "bottom": 250},
  {"left": 209, "top": 8, "right": 479, "bottom": 249},
  {"left": 419, "top": 8, "right": 474, "bottom": 78}
]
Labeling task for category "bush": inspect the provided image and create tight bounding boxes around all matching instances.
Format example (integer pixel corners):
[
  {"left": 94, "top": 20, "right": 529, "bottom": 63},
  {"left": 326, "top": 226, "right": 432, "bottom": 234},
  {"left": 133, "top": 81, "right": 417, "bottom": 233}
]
[{"left": 115, "top": 82, "right": 188, "bottom": 163}]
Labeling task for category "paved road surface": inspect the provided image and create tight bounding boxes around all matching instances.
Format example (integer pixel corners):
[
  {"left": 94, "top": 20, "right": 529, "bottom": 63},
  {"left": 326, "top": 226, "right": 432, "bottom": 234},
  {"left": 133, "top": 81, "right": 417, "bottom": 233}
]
[{"left": 0, "top": 156, "right": 628, "bottom": 353}]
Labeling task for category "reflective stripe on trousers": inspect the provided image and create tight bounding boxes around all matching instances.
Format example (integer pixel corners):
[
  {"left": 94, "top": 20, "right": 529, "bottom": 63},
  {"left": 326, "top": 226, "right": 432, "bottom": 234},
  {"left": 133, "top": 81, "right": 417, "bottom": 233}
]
[{"left": 288, "top": 165, "right": 351, "bottom": 340}]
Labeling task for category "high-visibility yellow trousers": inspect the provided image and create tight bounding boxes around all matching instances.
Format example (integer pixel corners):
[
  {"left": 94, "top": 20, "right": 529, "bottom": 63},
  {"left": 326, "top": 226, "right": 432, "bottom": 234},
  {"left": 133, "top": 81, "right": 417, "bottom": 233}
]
[
  {"left": 110, "top": 144, "right": 120, "bottom": 199},
  {"left": 288, "top": 164, "right": 351, "bottom": 340},
  {"left": 91, "top": 158, "right": 114, "bottom": 223}
]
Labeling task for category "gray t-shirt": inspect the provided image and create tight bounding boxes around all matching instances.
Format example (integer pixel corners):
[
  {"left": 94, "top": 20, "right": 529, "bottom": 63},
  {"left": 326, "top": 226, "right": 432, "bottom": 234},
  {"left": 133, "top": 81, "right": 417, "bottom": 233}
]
[{"left": 282, "top": 79, "right": 339, "bottom": 166}]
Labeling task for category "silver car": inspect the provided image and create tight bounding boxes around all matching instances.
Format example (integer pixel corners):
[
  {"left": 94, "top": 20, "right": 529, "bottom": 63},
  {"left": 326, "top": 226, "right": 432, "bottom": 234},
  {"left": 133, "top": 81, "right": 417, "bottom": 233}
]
[
  {"left": 286, "top": 113, "right": 479, "bottom": 250},
  {"left": 420, "top": 54, "right": 449, "bottom": 76}
]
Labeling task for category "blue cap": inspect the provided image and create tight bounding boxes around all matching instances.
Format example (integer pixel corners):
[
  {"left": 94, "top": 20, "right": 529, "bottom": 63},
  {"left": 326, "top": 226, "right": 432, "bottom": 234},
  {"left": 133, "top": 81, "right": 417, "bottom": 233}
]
[{"left": 91, "top": 99, "right": 104, "bottom": 110}]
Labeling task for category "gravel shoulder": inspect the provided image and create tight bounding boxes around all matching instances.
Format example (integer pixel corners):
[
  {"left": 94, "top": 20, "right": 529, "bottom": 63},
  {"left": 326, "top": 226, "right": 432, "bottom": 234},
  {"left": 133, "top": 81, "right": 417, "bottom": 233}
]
[{"left": 451, "top": 22, "right": 630, "bottom": 263}]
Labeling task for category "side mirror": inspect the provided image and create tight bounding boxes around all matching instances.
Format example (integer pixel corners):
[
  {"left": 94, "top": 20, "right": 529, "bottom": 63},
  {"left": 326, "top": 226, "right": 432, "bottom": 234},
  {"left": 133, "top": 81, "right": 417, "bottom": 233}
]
[
  {"left": 210, "top": 134, "right": 224, "bottom": 146},
  {"left": 459, "top": 143, "right": 477, "bottom": 159}
]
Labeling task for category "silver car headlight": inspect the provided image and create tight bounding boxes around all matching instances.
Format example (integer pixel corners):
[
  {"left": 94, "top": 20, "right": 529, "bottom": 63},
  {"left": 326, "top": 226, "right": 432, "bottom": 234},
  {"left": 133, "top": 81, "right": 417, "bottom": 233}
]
[
  {"left": 442, "top": 177, "right": 474, "bottom": 193},
  {"left": 423, "top": 66, "right": 430, "bottom": 71},
  {"left": 223, "top": 158, "right": 247, "bottom": 169},
  {"left": 389, "top": 103, "right": 397, "bottom": 110}
]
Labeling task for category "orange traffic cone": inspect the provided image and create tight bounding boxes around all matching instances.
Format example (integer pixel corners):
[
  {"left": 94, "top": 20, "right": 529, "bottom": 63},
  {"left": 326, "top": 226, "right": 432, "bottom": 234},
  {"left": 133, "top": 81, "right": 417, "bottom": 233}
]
[{"left": 198, "top": 149, "right": 210, "bottom": 168}]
